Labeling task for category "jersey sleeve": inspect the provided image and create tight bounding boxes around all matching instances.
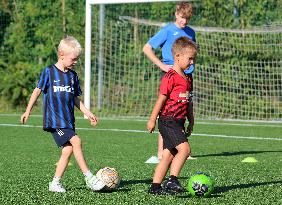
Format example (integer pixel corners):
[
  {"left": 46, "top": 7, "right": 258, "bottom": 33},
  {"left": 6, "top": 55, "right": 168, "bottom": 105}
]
[
  {"left": 147, "top": 27, "right": 168, "bottom": 49},
  {"left": 193, "top": 31, "right": 196, "bottom": 43},
  {"left": 74, "top": 74, "right": 82, "bottom": 97},
  {"left": 159, "top": 74, "right": 173, "bottom": 96},
  {"left": 37, "top": 67, "right": 49, "bottom": 92}
]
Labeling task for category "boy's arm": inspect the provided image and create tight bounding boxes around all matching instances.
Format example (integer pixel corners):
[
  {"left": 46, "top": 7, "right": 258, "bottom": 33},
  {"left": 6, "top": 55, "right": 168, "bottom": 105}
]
[
  {"left": 186, "top": 100, "right": 194, "bottom": 136},
  {"left": 74, "top": 97, "right": 98, "bottom": 126},
  {"left": 21, "top": 87, "right": 42, "bottom": 124},
  {"left": 147, "top": 94, "right": 167, "bottom": 133},
  {"left": 143, "top": 43, "right": 172, "bottom": 73}
]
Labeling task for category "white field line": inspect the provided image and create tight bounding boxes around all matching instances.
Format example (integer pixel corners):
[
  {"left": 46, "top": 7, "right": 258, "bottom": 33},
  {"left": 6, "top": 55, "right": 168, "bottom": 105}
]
[
  {"left": 1, "top": 114, "right": 282, "bottom": 128},
  {"left": 1, "top": 123, "right": 281, "bottom": 141}
]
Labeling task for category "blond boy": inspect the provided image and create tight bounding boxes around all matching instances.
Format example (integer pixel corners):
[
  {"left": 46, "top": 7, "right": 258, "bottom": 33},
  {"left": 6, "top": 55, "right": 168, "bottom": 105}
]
[{"left": 21, "top": 36, "right": 105, "bottom": 192}]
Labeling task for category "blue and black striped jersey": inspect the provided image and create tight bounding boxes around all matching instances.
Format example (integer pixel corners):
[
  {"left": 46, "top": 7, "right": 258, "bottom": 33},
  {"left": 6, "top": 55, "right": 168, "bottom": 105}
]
[{"left": 37, "top": 65, "right": 82, "bottom": 130}]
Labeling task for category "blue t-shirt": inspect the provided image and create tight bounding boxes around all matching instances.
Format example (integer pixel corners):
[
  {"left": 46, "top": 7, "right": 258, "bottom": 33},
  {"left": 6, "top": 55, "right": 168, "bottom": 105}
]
[
  {"left": 37, "top": 65, "right": 82, "bottom": 130},
  {"left": 147, "top": 23, "right": 196, "bottom": 73}
]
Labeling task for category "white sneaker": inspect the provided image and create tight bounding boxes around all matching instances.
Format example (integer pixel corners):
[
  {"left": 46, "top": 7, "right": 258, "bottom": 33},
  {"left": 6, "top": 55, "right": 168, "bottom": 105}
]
[
  {"left": 85, "top": 175, "right": 105, "bottom": 191},
  {"left": 49, "top": 182, "right": 66, "bottom": 193}
]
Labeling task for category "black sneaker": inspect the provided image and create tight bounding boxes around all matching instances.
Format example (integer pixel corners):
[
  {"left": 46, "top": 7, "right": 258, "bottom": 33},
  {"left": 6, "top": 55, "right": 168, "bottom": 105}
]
[
  {"left": 163, "top": 177, "right": 186, "bottom": 193},
  {"left": 148, "top": 186, "right": 175, "bottom": 195}
]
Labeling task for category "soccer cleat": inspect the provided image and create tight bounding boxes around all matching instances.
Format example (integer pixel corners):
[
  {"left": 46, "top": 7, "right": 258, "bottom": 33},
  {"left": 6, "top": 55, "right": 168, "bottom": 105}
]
[
  {"left": 163, "top": 177, "right": 186, "bottom": 193},
  {"left": 148, "top": 186, "right": 175, "bottom": 195},
  {"left": 85, "top": 175, "right": 105, "bottom": 191},
  {"left": 49, "top": 182, "right": 66, "bottom": 193}
]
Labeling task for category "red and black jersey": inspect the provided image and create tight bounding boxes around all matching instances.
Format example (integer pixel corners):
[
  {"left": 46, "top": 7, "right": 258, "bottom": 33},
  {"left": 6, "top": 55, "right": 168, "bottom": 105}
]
[{"left": 159, "top": 69, "right": 192, "bottom": 119}]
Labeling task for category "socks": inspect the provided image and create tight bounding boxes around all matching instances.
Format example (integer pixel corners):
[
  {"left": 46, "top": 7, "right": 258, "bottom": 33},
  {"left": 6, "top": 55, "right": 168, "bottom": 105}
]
[
  {"left": 169, "top": 175, "right": 178, "bottom": 181},
  {"left": 52, "top": 176, "right": 61, "bottom": 183},
  {"left": 151, "top": 183, "right": 161, "bottom": 190},
  {"left": 83, "top": 170, "right": 94, "bottom": 178}
]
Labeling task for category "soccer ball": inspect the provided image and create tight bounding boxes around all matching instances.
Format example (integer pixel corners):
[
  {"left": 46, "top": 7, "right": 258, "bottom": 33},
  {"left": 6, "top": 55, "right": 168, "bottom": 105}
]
[
  {"left": 96, "top": 167, "right": 121, "bottom": 190},
  {"left": 187, "top": 172, "right": 214, "bottom": 197}
]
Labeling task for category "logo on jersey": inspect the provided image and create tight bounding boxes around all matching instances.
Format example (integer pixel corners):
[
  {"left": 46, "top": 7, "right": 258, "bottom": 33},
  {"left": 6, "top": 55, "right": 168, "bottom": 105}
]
[
  {"left": 53, "top": 85, "right": 72, "bottom": 93},
  {"left": 173, "top": 32, "right": 179, "bottom": 36},
  {"left": 178, "top": 91, "right": 189, "bottom": 102}
]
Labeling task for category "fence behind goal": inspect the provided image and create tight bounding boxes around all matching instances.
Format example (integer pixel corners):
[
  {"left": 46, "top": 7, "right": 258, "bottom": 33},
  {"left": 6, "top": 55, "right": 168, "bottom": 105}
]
[{"left": 89, "top": 3, "right": 282, "bottom": 121}]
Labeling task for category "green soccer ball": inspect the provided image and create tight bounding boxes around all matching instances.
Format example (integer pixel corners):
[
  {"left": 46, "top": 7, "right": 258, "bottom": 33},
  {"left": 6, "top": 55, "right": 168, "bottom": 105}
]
[{"left": 187, "top": 172, "right": 215, "bottom": 197}]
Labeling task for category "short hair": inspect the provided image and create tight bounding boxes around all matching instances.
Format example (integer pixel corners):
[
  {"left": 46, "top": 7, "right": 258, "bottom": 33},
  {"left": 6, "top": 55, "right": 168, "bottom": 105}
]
[
  {"left": 176, "top": 1, "right": 193, "bottom": 19},
  {"left": 172, "top": 36, "right": 197, "bottom": 57},
  {"left": 58, "top": 36, "right": 82, "bottom": 57}
]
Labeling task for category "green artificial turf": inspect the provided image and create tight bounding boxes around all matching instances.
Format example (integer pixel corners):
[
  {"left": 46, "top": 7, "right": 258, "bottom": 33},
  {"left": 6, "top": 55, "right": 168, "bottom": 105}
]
[{"left": 0, "top": 115, "right": 282, "bottom": 204}]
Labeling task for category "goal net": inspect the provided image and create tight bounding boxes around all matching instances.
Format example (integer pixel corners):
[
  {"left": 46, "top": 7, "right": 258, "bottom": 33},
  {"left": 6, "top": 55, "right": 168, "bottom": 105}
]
[{"left": 86, "top": 1, "right": 282, "bottom": 120}]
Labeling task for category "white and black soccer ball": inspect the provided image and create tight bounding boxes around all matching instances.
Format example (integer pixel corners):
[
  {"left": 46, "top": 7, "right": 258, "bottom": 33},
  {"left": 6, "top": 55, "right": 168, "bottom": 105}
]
[{"left": 96, "top": 167, "right": 121, "bottom": 190}]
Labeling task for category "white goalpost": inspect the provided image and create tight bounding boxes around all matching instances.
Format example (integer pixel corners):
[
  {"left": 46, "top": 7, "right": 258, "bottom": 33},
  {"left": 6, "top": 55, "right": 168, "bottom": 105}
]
[
  {"left": 84, "top": 0, "right": 180, "bottom": 112},
  {"left": 84, "top": 1, "right": 282, "bottom": 120}
]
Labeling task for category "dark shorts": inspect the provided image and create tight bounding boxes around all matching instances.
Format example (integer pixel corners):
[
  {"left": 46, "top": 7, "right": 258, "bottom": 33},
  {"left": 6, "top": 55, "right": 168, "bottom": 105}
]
[
  {"left": 158, "top": 116, "right": 188, "bottom": 151},
  {"left": 50, "top": 128, "right": 76, "bottom": 147}
]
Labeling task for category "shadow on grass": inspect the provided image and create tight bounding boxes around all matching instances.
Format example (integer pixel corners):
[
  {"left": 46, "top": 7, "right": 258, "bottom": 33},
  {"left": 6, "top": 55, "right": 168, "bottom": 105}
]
[
  {"left": 178, "top": 180, "right": 282, "bottom": 199},
  {"left": 215, "top": 180, "right": 282, "bottom": 193},
  {"left": 120, "top": 178, "right": 152, "bottom": 186},
  {"left": 120, "top": 177, "right": 189, "bottom": 187},
  {"left": 69, "top": 185, "right": 131, "bottom": 193},
  {"left": 194, "top": 150, "right": 282, "bottom": 158},
  {"left": 177, "top": 193, "right": 222, "bottom": 199},
  {"left": 99, "top": 188, "right": 131, "bottom": 193}
]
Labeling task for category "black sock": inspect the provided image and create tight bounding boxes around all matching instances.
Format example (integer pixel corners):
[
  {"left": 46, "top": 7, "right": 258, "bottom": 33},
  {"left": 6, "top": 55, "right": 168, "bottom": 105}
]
[
  {"left": 151, "top": 183, "right": 161, "bottom": 190},
  {"left": 169, "top": 175, "right": 178, "bottom": 181}
]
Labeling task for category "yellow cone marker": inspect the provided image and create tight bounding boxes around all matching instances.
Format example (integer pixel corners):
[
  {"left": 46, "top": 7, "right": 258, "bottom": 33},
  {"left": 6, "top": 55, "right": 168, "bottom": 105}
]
[{"left": 241, "top": 157, "right": 258, "bottom": 163}]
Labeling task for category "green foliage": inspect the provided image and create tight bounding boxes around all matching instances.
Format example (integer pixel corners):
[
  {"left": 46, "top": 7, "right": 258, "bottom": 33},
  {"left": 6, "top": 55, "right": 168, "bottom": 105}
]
[
  {"left": 0, "top": 0, "right": 281, "bottom": 120},
  {"left": 0, "top": 61, "right": 39, "bottom": 106},
  {"left": 193, "top": 0, "right": 282, "bottom": 28},
  {"left": 0, "top": 7, "right": 10, "bottom": 46},
  {"left": 0, "top": 0, "right": 85, "bottom": 107}
]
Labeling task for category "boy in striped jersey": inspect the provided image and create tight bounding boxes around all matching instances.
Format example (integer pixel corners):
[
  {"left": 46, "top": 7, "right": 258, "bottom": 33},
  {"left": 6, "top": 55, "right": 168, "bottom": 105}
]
[
  {"left": 147, "top": 37, "right": 197, "bottom": 195},
  {"left": 21, "top": 36, "right": 105, "bottom": 193}
]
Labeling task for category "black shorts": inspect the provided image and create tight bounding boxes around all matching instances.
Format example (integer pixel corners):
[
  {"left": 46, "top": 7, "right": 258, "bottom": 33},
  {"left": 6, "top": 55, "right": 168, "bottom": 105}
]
[
  {"left": 158, "top": 116, "right": 188, "bottom": 150},
  {"left": 50, "top": 128, "right": 76, "bottom": 147}
]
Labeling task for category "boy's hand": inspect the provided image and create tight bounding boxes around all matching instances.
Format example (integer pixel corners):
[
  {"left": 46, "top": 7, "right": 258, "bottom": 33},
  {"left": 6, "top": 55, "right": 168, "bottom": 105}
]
[
  {"left": 20, "top": 112, "right": 29, "bottom": 124},
  {"left": 186, "top": 123, "right": 194, "bottom": 137},
  {"left": 147, "top": 120, "right": 156, "bottom": 133},
  {"left": 88, "top": 114, "right": 98, "bottom": 127},
  {"left": 160, "top": 64, "right": 172, "bottom": 73}
]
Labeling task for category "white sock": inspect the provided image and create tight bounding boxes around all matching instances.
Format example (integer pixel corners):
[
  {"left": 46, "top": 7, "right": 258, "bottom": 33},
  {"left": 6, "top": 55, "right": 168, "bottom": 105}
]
[
  {"left": 52, "top": 176, "right": 61, "bottom": 183},
  {"left": 83, "top": 170, "right": 94, "bottom": 178}
]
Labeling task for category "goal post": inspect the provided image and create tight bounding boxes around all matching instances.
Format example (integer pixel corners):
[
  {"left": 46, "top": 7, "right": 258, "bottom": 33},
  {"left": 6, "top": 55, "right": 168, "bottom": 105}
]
[
  {"left": 84, "top": 0, "right": 181, "bottom": 112},
  {"left": 84, "top": 1, "right": 282, "bottom": 120}
]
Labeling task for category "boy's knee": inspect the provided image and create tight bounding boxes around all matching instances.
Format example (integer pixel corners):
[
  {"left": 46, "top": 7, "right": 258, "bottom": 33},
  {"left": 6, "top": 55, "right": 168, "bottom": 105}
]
[
  {"left": 62, "top": 145, "right": 73, "bottom": 157},
  {"left": 178, "top": 143, "right": 190, "bottom": 157},
  {"left": 70, "top": 135, "right": 81, "bottom": 147}
]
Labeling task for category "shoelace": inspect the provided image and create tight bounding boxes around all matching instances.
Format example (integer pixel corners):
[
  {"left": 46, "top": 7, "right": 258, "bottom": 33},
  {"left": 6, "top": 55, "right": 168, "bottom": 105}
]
[{"left": 54, "top": 182, "right": 64, "bottom": 189}]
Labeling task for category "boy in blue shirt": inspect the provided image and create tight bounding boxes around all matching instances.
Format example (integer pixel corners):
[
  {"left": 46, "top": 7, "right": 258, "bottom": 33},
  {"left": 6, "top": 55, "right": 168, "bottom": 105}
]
[
  {"left": 21, "top": 36, "right": 105, "bottom": 193},
  {"left": 143, "top": 1, "right": 196, "bottom": 161}
]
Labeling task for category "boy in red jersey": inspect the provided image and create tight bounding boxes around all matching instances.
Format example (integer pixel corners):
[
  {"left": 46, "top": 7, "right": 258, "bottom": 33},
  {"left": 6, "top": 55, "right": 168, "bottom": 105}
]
[
  {"left": 147, "top": 37, "right": 197, "bottom": 195},
  {"left": 143, "top": 1, "right": 196, "bottom": 161}
]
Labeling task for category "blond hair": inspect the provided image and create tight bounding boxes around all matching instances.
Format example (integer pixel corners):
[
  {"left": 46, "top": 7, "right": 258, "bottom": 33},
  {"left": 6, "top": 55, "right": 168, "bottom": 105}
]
[
  {"left": 176, "top": 1, "right": 193, "bottom": 19},
  {"left": 172, "top": 36, "right": 197, "bottom": 56},
  {"left": 57, "top": 36, "right": 82, "bottom": 57}
]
